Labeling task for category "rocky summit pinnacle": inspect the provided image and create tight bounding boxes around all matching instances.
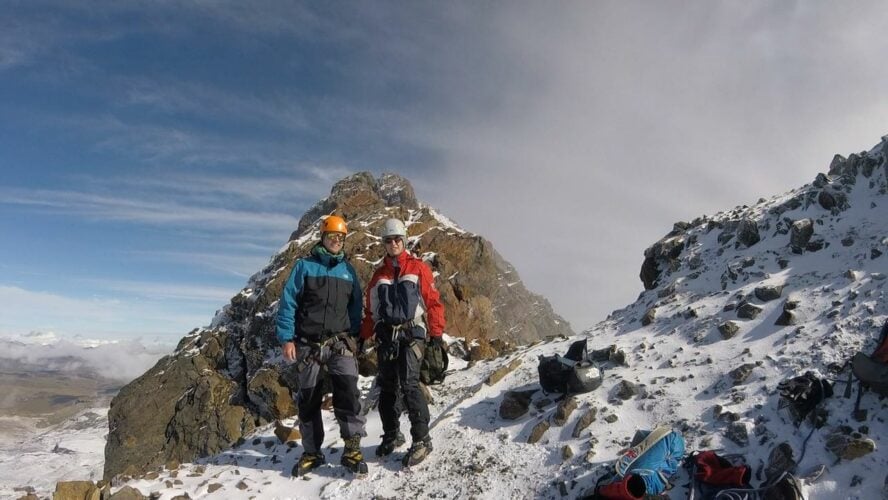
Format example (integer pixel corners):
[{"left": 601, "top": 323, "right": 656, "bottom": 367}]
[
  {"left": 292, "top": 172, "right": 419, "bottom": 239},
  {"left": 103, "top": 172, "right": 572, "bottom": 481}
]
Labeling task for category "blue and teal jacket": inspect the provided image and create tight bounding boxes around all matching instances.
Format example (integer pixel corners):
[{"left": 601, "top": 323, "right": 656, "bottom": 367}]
[
  {"left": 622, "top": 429, "right": 686, "bottom": 495},
  {"left": 275, "top": 244, "right": 362, "bottom": 344}
]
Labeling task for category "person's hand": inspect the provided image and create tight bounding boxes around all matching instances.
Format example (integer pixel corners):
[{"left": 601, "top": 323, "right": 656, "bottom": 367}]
[
  {"left": 282, "top": 342, "right": 297, "bottom": 362},
  {"left": 430, "top": 336, "right": 445, "bottom": 346},
  {"left": 357, "top": 339, "right": 365, "bottom": 355}
]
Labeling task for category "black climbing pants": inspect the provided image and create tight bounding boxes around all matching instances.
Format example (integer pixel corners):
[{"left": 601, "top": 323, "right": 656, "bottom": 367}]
[{"left": 377, "top": 336, "right": 429, "bottom": 442}]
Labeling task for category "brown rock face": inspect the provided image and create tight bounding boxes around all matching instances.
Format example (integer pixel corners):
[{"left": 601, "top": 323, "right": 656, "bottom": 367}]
[
  {"left": 52, "top": 481, "right": 103, "bottom": 500},
  {"left": 104, "top": 172, "right": 572, "bottom": 480}
]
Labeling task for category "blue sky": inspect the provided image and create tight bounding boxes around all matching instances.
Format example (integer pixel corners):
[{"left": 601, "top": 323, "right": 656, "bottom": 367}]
[{"left": 3, "top": 1, "right": 888, "bottom": 343}]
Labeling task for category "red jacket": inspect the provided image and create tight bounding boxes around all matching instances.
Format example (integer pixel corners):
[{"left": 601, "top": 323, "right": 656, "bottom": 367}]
[{"left": 361, "top": 251, "right": 445, "bottom": 339}]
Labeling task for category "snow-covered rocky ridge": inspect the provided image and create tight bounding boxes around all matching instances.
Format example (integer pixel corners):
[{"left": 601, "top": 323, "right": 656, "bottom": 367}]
[{"left": 52, "top": 137, "right": 888, "bottom": 499}]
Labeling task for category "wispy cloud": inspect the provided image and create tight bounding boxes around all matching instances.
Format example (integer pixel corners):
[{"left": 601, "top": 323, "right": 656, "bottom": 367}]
[
  {"left": 120, "top": 78, "right": 311, "bottom": 133},
  {"left": 126, "top": 250, "right": 270, "bottom": 279},
  {"left": 86, "top": 279, "right": 235, "bottom": 303},
  {"left": 85, "top": 170, "right": 347, "bottom": 209},
  {"left": 0, "top": 285, "right": 215, "bottom": 339},
  {"left": 0, "top": 187, "right": 299, "bottom": 234}
]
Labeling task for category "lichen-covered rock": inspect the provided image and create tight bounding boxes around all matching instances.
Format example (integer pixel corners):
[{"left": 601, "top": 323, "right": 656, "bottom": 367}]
[
  {"left": 552, "top": 397, "right": 578, "bottom": 426},
  {"left": 468, "top": 339, "right": 500, "bottom": 362},
  {"left": 499, "top": 390, "right": 537, "bottom": 420},
  {"left": 641, "top": 307, "right": 656, "bottom": 326},
  {"left": 718, "top": 321, "right": 740, "bottom": 340},
  {"left": 109, "top": 486, "right": 147, "bottom": 500},
  {"left": 775, "top": 300, "right": 801, "bottom": 326},
  {"left": 571, "top": 407, "right": 598, "bottom": 438},
  {"left": 562, "top": 445, "right": 574, "bottom": 461},
  {"left": 247, "top": 368, "right": 296, "bottom": 421},
  {"left": 52, "top": 481, "right": 101, "bottom": 500},
  {"left": 105, "top": 172, "right": 573, "bottom": 480},
  {"left": 754, "top": 285, "right": 784, "bottom": 302},
  {"left": 528, "top": 420, "right": 550, "bottom": 444},
  {"left": 790, "top": 219, "right": 814, "bottom": 252},
  {"left": 725, "top": 422, "right": 750, "bottom": 447},
  {"left": 640, "top": 235, "right": 686, "bottom": 290},
  {"left": 825, "top": 428, "right": 877, "bottom": 460},
  {"left": 273, "top": 420, "right": 301, "bottom": 443},
  {"left": 818, "top": 188, "right": 849, "bottom": 212},
  {"left": 486, "top": 358, "right": 523, "bottom": 385},
  {"left": 729, "top": 363, "right": 757, "bottom": 385},
  {"left": 736, "top": 219, "right": 760, "bottom": 247},
  {"left": 615, "top": 380, "right": 639, "bottom": 400},
  {"left": 737, "top": 303, "right": 763, "bottom": 320}
]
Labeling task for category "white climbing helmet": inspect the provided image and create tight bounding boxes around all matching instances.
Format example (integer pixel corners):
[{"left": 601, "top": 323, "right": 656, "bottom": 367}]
[{"left": 380, "top": 218, "right": 407, "bottom": 238}]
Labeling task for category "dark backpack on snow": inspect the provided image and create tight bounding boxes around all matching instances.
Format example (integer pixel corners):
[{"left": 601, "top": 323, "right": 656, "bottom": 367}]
[{"left": 538, "top": 339, "right": 603, "bottom": 394}]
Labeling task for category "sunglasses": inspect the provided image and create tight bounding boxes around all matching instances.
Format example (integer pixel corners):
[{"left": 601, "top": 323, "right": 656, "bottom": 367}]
[
  {"left": 324, "top": 233, "right": 345, "bottom": 243},
  {"left": 383, "top": 236, "right": 403, "bottom": 245}
]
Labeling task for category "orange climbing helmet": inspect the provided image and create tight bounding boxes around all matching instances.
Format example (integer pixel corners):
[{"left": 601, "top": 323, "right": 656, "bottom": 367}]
[{"left": 320, "top": 215, "right": 348, "bottom": 234}]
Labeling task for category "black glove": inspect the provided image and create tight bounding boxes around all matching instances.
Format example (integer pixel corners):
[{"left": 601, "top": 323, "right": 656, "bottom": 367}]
[
  {"left": 357, "top": 338, "right": 366, "bottom": 355},
  {"left": 430, "top": 336, "right": 445, "bottom": 347}
]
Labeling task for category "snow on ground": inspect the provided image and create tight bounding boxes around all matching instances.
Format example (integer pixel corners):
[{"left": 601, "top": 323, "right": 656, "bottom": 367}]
[
  {"left": 0, "top": 408, "right": 108, "bottom": 498},
  {"left": 110, "top": 145, "right": 888, "bottom": 499},
  {"left": 108, "top": 305, "right": 886, "bottom": 500}
]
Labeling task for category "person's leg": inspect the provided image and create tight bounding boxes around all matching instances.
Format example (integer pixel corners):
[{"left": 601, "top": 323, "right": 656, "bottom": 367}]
[
  {"left": 398, "top": 339, "right": 430, "bottom": 442},
  {"left": 292, "top": 352, "right": 327, "bottom": 476},
  {"left": 295, "top": 356, "right": 325, "bottom": 454},
  {"left": 328, "top": 344, "right": 366, "bottom": 439},
  {"left": 399, "top": 339, "right": 433, "bottom": 466},
  {"left": 377, "top": 342, "right": 402, "bottom": 436},
  {"left": 328, "top": 342, "right": 369, "bottom": 473}
]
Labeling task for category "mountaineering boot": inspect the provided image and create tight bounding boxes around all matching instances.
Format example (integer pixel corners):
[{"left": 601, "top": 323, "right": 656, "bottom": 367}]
[
  {"left": 292, "top": 451, "right": 325, "bottom": 477},
  {"left": 375, "top": 430, "right": 406, "bottom": 457},
  {"left": 340, "top": 436, "right": 369, "bottom": 475},
  {"left": 402, "top": 436, "right": 433, "bottom": 467}
]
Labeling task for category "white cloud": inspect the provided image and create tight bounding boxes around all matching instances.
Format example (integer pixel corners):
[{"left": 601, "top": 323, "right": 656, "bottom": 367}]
[
  {"left": 0, "top": 334, "right": 170, "bottom": 382},
  {"left": 400, "top": 1, "right": 888, "bottom": 329},
  {"left": 0, "top": 285, "right": 215, "bottom": 340}
]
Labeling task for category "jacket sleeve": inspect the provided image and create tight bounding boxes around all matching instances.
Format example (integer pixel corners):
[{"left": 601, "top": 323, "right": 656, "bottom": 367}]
[
  {"left": 419, "top": 260, "right": 445, "bottom": 337},
  {"left": 347, "top": 263, "right": 362, "bottom": 337},
  {"left": 275, "top": 260, "right": 305, "bottom": 344}
]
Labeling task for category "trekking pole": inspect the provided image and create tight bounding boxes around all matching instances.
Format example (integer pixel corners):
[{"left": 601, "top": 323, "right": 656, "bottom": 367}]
[
  {"left": 853, "top": 381, "right": 865, "bottom": 420},
  {"left": 843, "top": 360, "right": 853, "bottom": 399}
]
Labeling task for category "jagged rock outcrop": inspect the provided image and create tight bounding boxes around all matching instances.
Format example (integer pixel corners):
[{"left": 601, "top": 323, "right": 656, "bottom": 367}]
[{"left": 104, "top": 172, "right": 572, "bottom": 480}]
